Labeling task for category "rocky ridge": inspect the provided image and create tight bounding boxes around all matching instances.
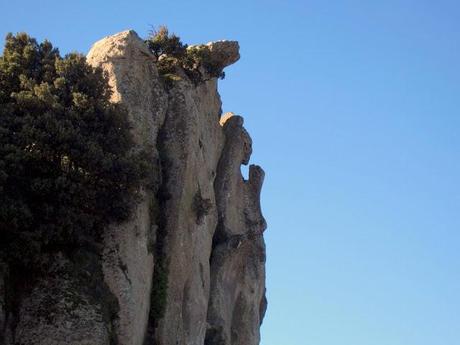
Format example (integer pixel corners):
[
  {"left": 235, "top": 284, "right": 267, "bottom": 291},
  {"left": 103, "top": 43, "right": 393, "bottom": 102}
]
[{"left": 0, "top": 30, "right": 266, "bottom": 345}]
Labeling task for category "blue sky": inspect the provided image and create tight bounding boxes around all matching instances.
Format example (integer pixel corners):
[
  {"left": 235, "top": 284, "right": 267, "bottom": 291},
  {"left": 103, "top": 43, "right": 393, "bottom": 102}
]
[{"left": 1, "top": 1, "right": 459, "bottom": 344}]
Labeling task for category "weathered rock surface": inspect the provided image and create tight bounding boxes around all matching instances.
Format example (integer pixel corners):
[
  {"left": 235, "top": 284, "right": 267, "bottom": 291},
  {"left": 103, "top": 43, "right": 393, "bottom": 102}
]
[
  {"left": 0, "top": 30, "right": 266, "bottom": 345},
  {"left": 87, "top": 30, "right": 167, "bottom": 345},
  {"left": 188, "top": 41, "right": 240, "bottom": 71},
  {"left": 7, "top": 253, "right": 116, "bottom": 345},
  {"left": 206, "top": 116, "right": 267, "bottom": 345},
  {"left": 152, "top": 63, "right": 224, "bottom": 345}
]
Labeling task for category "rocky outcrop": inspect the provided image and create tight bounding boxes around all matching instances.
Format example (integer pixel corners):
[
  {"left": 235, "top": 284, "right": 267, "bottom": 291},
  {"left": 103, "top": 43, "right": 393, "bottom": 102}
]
[
  {"left": 87, "top": 30, "right": 167, "bottom": 345},
  {"left": 0, "top": 30, "right": 266, "bottom": 345},
  {"left": 151, "top": 61, "right": 224, "bottom": 345},
  {"left": 205, "top": 116, "right": 267, "bottom": 345},
  {"left": 188, "top": 41, "right": 240, "bottom": 71}
]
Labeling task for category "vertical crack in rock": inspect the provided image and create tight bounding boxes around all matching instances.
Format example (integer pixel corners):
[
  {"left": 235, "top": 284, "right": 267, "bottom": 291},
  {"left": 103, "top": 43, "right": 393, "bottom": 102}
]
[{"left": 144, "top": 114, "right": 172, "bottom": 344}]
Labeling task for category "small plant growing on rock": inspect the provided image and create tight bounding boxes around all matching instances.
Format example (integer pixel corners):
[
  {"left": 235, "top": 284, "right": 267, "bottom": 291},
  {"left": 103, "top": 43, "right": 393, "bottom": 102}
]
[
  {"left": 145, "top": 26, "right": 225, "bottom": 87},
  {"left": 193, "top": 190, "right": 213, "bottom": 224},
  {"left": 156, "top": 56, "right": 183, "bottom": 88},
  {"left": 147, "top": 26, "right": 187, "bottom": 59},
  {"left": 184, "top": 45, "right": 225, "bottom": 80}
]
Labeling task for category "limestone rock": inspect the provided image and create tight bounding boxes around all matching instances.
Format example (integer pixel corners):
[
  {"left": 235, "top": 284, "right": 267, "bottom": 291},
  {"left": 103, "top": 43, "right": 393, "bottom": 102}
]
[
  {"left": 12, "top": 253, "right": 115, "bottom": 345},
  {"left": 206, "top": 116, "right": 267, "bottom": 345},
  {"left": 219, "top": 111, "right": 235, "bottom": 126},
  {"left": 87, "top": 29, "right": 167, "bottom": 345},
  {"left": 205, "top": 40, "right": 240, "bottom": 69},
  {"left": 87, "top": 29, "right": 167, "bottom": 148},
  {"left": 188, "top": 40, "right": 240, "bottom": 72},
  {"left": 151, "top": 65, "right": 225, "bottom": 345},
  {"left": 0, "top": 29, "right": 266, "bottom": 345}
]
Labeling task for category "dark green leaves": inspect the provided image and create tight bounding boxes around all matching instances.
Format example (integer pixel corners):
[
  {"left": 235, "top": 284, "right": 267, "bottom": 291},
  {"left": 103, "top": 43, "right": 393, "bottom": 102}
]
[
  {"left": 145, "top": 26, "right": 225, "bottom": 87},
  {"left": 0, "top": 33, "right": 146, "bottom": 264}
]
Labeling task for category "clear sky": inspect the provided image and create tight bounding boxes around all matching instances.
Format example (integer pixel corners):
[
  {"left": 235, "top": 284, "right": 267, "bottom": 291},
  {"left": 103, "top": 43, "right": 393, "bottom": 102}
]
[{"left": 1, "top": 1, "right": 459, "bottom": 344}]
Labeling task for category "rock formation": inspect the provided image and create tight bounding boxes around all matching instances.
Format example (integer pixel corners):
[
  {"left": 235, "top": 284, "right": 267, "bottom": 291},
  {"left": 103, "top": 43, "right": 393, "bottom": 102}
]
[{"left": 0, "top": 30, "right": 266, "bottom": 345}]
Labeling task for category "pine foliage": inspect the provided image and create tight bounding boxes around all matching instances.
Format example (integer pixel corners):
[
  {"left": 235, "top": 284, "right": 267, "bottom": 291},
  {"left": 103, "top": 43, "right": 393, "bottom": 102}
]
[
  {"left": 146, "top": 26, "right": 225, "bottom": 86},
  {"left": 0, "top": 33, "right": 147, "bottom": 263}
]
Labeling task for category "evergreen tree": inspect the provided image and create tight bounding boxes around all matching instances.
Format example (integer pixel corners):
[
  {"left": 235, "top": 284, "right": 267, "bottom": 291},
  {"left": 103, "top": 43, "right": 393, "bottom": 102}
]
[
  {"left": 145, "top": 26, "right": 225, "bottom": 86},
  {"left": 0, "top": 33, "right": 147, "bottom": 264}
]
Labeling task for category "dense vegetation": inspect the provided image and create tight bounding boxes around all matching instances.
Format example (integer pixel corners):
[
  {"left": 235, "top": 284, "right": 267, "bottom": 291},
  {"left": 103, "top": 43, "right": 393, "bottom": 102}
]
[
  {"left": 0, "top": 33, "right": 148, "bottom": 264},
  {"left": 146, "top": 26, "right": 225, "bottom": 86}
]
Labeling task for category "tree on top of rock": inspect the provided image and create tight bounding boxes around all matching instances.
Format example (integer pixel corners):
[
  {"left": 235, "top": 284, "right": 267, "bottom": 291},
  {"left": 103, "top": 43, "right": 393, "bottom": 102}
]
[
  {"left": 0, "top": 32, "right": 148, "bottom": 264},
  {"left": 145, "top": 26, "right": 225, "bottom": 86}
]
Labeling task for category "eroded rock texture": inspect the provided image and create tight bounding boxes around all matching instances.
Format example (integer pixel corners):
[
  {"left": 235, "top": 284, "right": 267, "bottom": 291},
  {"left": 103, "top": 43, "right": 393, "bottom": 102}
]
[
  {"left": 87, "top": 30, "right": 167, "bottom": 345},
  {"left": 0, "top": 30, "right": 266, "bottom": 345},
  {"left": 206, "top": 116, "right": 267, "bottom": 345}
]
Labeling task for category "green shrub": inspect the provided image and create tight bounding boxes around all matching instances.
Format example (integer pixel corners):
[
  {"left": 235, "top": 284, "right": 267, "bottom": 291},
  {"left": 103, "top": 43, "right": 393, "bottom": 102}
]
[
  {"left": 145, "top": 26, "right": 225, "bottom": 86},
  {"left": 146, "top": 26, "right": 187, "bottom": 59},
  {"left": 184, "top": 46, "right": 225, "bottom": 80},
  {"left": 156, "top": 56, "right": 183, "bottom": 88},
  {"left": 0, "top": 33, "right": 148, "bottom": 264},
  {"left": 193, "top": 190, "right": 212, "bottom": 224}
]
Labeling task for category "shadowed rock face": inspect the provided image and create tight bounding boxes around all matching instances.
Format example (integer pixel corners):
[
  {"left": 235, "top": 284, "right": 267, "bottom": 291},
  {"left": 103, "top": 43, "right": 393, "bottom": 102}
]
[
  {"left": 0, "top": 30, "right": 266, "bottom": 345},
  {"left": 188, "top": 40, "right": 240, "bottom": 70},
  {"left": 205, "top": 116, "right": 267, "bottom": 345}
]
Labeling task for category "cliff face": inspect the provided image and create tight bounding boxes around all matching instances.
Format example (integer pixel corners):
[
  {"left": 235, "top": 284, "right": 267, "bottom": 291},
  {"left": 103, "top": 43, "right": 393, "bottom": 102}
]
[{"left": 0, "top": 30, "right": 266, "bottom": 345}]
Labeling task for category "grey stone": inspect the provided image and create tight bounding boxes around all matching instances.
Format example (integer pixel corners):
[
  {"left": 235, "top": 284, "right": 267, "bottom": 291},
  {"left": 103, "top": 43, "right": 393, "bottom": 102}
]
[
  {"left": 205, "top": 116, "right": 267, "bottom": 345},
  {"left": 0, "top": 29, "right": 266, "bottom": 345},
  {"left": 87, "top": 29, "right": 168, "bottom": 345}
]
